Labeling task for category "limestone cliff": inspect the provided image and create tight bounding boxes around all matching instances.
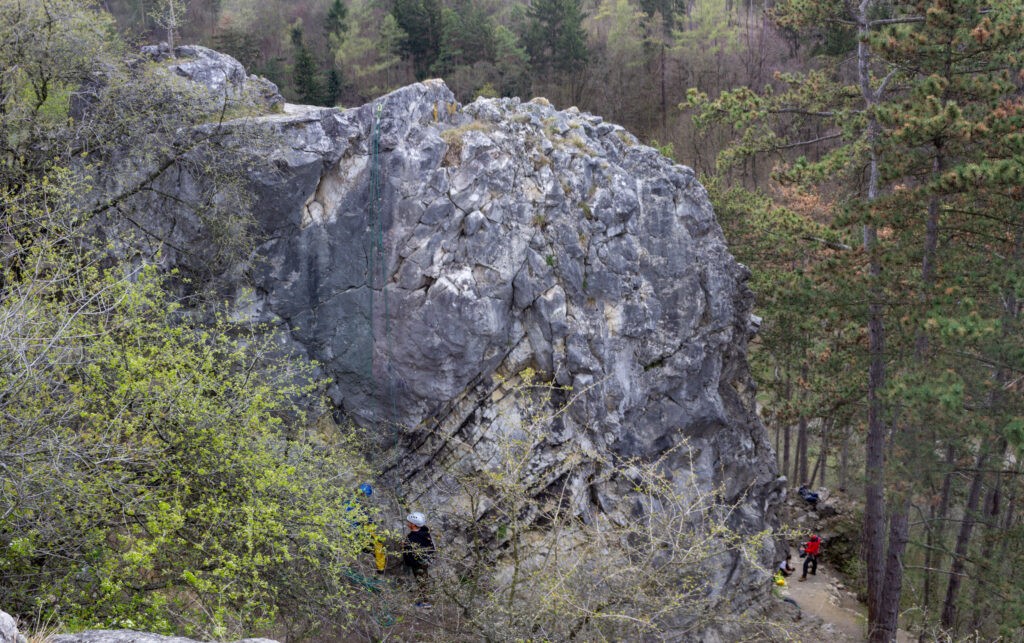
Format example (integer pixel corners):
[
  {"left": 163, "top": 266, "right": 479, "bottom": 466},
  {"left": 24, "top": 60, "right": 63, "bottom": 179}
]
[{"left": 128, "top": 46, "right": 783, "bottom": 631}]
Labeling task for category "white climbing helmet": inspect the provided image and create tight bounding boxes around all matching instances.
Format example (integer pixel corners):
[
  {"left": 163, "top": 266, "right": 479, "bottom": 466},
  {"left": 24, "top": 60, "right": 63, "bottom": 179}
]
[{"left": 406, "top": 511, "right": 426, "bottom": 527}]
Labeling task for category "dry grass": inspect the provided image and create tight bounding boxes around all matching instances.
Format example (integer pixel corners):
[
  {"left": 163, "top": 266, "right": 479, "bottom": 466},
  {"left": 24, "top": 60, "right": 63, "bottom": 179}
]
[{"left": 440, "top": 120, "right": 494, "bottom": 167}]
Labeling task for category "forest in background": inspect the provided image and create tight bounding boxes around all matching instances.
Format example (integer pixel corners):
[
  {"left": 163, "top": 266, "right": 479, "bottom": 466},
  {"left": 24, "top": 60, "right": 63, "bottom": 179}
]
[
  {"left": 103, "top": 0, "right": 794, "bottom": 177},
  {"left": 3, "top": 0, "right": 1023, "bottom": 641}
]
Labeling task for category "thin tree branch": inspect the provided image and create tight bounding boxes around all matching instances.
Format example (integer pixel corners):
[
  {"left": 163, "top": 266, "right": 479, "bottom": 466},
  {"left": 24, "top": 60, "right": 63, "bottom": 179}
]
[
  {"left": 801, "top": 236, "right": 852, "bottom": 251},
  {"left": 765, "top": 132, "right": 844, "bottom": 151}
]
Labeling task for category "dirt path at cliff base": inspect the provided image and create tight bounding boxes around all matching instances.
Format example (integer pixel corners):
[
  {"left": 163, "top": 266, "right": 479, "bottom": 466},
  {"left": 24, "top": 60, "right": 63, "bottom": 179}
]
[
  {"left": 780, "top": 563, "right": 866, "bottom": 641},
  {"left": 770, "top": 550, "right": 913, "bottom": 642}
]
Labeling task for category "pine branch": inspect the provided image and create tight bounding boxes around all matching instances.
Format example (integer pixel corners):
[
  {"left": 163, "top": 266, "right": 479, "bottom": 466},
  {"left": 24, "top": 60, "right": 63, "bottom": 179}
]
[
  {"left": 802, "top": 236, "right": 852, "bottom": 251},
  {"left": 766, "top": 132, "right": 844, "bottom": 152},
  {"left": 768, "top": 108, "right": 842, "bottom": 118}
]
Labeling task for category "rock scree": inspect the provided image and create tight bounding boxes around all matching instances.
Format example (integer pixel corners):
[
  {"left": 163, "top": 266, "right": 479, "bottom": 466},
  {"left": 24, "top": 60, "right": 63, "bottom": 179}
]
[{"left": 122, "top": 45, "right": 783, "bottom": 630}]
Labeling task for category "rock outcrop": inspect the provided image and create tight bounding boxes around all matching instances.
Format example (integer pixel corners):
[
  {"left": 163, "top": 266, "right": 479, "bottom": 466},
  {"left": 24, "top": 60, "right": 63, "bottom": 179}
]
[
  {"left": 1, "top": 610, "right": 277, "bottom": 643},
  {"left": 49, "top": 632, "right": 276, "bottom": 643},
  {"left": 0, "top": 610, "right": 25, "bottom": 643},
  {"left": 139, "top": 44, "right": 283, "bottom": 111},
  {"left": 127, "top": 47, "right": 782, "bottom": 626}
]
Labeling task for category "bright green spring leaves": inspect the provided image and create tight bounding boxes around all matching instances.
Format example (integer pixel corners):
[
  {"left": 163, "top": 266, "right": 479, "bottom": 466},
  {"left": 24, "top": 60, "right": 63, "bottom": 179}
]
[
  {"left": 0, "top": 1, "right": 373, "bottom": 637},
  {"left": 0, "top": 258, "right": 368, "bottom": 637}
]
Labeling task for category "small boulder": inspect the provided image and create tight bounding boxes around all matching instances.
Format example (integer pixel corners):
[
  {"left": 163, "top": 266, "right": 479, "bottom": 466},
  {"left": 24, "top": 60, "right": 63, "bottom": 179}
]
[
  {"left": 0, "top": 611, "right": 25, "bottom": 643},
  {"left": 141, "top": 44, "right": 284, "bottom": 111},
  {"left": 49, "top": 631, "right": 278, "bottom": 643},
  {"left": 816, "top": 501, "right": 839, "bottom": 518}
]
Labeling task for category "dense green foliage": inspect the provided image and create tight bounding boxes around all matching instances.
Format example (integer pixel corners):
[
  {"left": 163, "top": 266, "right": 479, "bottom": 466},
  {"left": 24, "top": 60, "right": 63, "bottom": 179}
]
[
  {"left": 522, "top": 0, "right": 588, "bottom": 78},
  {"left": 690, "top": 0, "right": 1024, "bottom": 639},
  {"left": 1, "top": 1, "right": 376, "bottom": 638},
  {"left": 291, "top": 26, "right": 328, "bottom": 104},
  {"left": 1, "top": 262, "right": 369, "bottom": 637}
]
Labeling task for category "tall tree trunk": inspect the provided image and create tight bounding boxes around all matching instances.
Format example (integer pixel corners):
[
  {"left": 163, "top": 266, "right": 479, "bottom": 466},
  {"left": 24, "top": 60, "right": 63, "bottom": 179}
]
[
  {"left": 940, "top": 450, "right": 990, "bottom": 633},
  {"left": 863, "top": 162, "right": 888, "bottom": 643},
  {"left": 809, "top": 416, "right": 831, "bottom": 488},
  {"left": 783, "top": 423, "right": 791, "bottom": 479},
  {"left": 795, "top": 415, "right": 808, "bottom": 483},
  {"left": 781, "top": 376, "right": 792, "bottom": 476},
  {"left": 796, "top": 363, "right": 809, "bottom": 483},
  {"left": 808, "top": 448, "right": 821, "bottom": 489},
  {"left": 840, "top": 422, "right": 849, "bottom": 492},
  {"left": 911, "top": 140, "right": 945, "bottom": 626},
  {"left": 998, "top": 472, "right": 1018, "bottom": 628},
  {"left": 998, "top": 460, "right": 1020, "bottom": 636},
  {"left": 922, "top": 444, "right": 955, "bottom": 612},
  {"left": 877, "top": 502, "right": 909, "bottom": 643},
  {"left": 970, "top": 440, "right": 1006, "bottom": 632},
  {"left": 856, "top": 3, "right": 892, "bottom": 638},
  {"left": 774, "top": 415, "right": 781, "bottom": 464},
  {"left": 660, "top": 43, "right": 667, "bottom": 134}
]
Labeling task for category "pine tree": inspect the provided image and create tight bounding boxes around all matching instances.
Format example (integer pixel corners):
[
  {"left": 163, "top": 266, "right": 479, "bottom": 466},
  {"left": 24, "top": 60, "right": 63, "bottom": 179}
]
[
  {"left": 524, "top": 0, "right": 588, "bottom": 78},
  {"left": 868, "top": 2, "right": 1024, "bottom": 635},
  {"left": 689, "top": 0, "right": 1024, "bottom": 638},
  {"left": 392, "top": 0, "right": 444, "bottom": 80},
  {"left": 325, "top": 0, "right": 349, "bottom": 40},
  {"left": 492, "top": 24, "right": 530, "bottom": 98},
  {"left": 324, "top": 68, "right": 343, "bottom": 105},
  {"left": 291, "top": 26, "right": 324, "bottom": 105},
  {"left": 333, "top": 0, "right": 410, "bottom": 101},
  {"left": 434, "top": 0, "right": 496, "bottom": 75},
  {"left": 638, "top": 0, "right": 688, "bottom": 32}
]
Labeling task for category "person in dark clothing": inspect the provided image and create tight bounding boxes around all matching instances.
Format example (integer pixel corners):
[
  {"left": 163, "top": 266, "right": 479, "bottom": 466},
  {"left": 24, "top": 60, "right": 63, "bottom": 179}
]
[
  {"left": 403, "top": 511, "right": 435, "bottom": 607},
  {"left": 799, "top": 534, "right": 822, "bottom": 581},
  {"left": 797, "top": 483, "right": 820, "bottom": 508}
]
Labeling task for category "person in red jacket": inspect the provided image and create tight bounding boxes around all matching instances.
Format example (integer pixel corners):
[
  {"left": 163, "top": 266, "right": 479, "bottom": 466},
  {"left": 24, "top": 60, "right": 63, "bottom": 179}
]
[{"left": 799, "top": 534, "right": 822, "bottom": 581}]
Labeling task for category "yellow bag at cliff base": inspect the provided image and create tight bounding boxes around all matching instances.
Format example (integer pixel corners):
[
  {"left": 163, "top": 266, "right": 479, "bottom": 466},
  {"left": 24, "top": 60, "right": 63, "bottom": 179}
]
[{"left": 774, "top": 571, "right": 786, "bottom": 586}]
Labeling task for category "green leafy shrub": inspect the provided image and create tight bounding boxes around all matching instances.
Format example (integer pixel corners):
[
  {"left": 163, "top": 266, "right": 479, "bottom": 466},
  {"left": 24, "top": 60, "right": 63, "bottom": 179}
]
[{"left": 0, "top": 260, "right": 373, "bottom": 639}]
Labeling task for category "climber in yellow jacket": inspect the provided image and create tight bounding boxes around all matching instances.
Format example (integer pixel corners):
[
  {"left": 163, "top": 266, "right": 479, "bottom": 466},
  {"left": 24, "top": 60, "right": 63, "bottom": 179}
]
[{"left": 347, "top": 483, "right": 387, "bottom": 573}]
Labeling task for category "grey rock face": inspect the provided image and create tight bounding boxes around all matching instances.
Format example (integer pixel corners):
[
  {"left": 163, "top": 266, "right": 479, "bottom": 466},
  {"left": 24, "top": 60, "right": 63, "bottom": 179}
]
[
  {"left": 140, "top": 44, "right": 283, "bottom": 110},
  {"left": 136, "top": 52, "right": 780, "bottom": 621},
  {"left": 2, "top": 609, "right": 276, "bottom": 643},
  {"left": 0, "top": 610, "right": 23, "bottom": 643}
]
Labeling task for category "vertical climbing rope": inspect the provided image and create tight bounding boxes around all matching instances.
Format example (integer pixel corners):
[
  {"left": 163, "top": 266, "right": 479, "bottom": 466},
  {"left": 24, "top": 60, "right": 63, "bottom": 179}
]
[
  {"left": 367, "top": 102, "right": 400, "bottom": 450},
  {"left": 357, "top": 107, "right": 405, "bottom": 618},
  {"left": 368, "top": 103, "right": 384, "bottom": 415}
]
